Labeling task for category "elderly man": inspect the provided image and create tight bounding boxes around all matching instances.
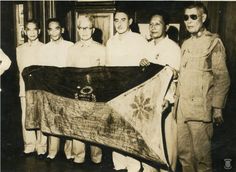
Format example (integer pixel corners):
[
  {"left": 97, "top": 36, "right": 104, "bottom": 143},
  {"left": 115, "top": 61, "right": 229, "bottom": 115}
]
[
  {"left": 39, "top": 18, "right": 74, "bottom": 161},
  {"left": 67, "top": 14, "right": 105, "bottom": 165},
  {"left": 176, "top": 2, "right": 230, "bottom": 172},
  {"left": 16, "top": 20, "right": 47, "bottom": 157},
  {"left": 106, "top": 9, "right": 150, "bottom": 172},
  {"left": 140, "top": 13, "right": 181, "bottom": 71},
  {"left": 140, "top": 12, "right": 181, "bottom": 172}
]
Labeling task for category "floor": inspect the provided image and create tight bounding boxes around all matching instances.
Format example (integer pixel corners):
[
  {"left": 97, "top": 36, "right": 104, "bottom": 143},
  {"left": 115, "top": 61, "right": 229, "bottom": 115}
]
[
  {"left": 1, "top": 70, "right": 236, "bottom": 172},
  {"left": 2, "top": 145, "right": 115, "bottom": 172}
]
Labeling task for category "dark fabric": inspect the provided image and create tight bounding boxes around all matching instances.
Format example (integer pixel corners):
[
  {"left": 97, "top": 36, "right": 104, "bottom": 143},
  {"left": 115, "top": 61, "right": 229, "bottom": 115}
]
[{"left": 22, "top": 63, "right": 164, "bottom": 102}]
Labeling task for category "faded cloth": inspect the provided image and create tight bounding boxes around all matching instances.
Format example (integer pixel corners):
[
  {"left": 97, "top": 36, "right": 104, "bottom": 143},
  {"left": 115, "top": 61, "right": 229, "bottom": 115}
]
[
  {"left": 176, "top": 30, "right": 230, "bottom": 122},
  {"left": 22, "top": 64, "right": 174, "bottom": 169}
]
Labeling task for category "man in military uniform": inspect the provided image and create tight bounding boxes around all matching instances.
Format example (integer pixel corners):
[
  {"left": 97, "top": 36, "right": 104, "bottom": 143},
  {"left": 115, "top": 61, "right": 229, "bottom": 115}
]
[{"left": 176, "top": 2, "right": 230, "bottom": 172}]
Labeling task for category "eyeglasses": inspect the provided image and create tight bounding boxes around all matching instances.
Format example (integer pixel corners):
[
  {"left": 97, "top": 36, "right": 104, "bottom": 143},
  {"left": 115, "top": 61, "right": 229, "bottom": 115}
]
[
  {"left": 77, "top": 27, "right": 92, "bottom": 31},
  {"left": 184, "top": 14, "right": 198, "bottom": 21}
]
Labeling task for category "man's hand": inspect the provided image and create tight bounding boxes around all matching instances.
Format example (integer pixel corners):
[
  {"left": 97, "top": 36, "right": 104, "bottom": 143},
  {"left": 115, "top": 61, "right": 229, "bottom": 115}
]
[
  {"left": 139, "top": 58, "right": 150, "bottom": 67},
  {"left": 172, "top": 69, "right": 178, "bottom": 80},
  {"left": 167, "top": 66, "right": 178, "bottom": 80},
  {"left": 162, "top": 99, "right": 170, "bottom": 112},
  {"left": 213, "top": 108, "right": 224, "bottom": 126}
]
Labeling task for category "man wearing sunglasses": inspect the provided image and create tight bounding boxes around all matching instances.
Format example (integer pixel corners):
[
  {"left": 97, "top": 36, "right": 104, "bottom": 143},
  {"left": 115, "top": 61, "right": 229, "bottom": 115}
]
[{"left": 176, "top": 2, "right": 230, "bottom": 172}]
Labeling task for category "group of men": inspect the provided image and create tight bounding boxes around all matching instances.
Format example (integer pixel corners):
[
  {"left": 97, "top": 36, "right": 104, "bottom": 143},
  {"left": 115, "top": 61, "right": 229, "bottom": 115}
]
[{"left": 15, "top": 2, "right": 230, "bottom": 172}]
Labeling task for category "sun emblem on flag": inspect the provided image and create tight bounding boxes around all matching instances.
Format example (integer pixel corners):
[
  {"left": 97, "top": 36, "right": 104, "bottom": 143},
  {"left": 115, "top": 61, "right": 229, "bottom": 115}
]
[{"left": 130, "top": 93, "right": 153, "bottom": 120}]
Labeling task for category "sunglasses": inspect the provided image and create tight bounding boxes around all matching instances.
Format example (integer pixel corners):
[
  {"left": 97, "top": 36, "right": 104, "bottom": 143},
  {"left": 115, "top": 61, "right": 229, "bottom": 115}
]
[{"left": 184, "top": 14, "right": 198, "bottom": 21}]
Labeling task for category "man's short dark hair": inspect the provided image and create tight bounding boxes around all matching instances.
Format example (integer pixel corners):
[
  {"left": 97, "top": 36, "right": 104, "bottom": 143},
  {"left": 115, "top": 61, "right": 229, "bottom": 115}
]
[
  {"left": 25, "top": 19, "right": 40, "bottom": 29},
  {"left": 115, "top": 5, "right": 134, "bottom": 19},
  {"left": 46, "top": 18, "right": 63, "bottom": 29},
  {"left": 150, "top": 11, "right": 170, "bottom": 26}
]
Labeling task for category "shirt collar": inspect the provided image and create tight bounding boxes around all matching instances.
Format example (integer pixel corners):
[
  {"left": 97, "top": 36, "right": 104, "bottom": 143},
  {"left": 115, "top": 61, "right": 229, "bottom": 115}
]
[
  {"left": 78, "top": 38, "right": 94, "bottom": 47},
  {"left": 191, "top": 28, "right": 207, "bottom": 39},
  {"left": 150, "top": 36, "right": 168, "bottom": 46},
  {"left": 114, "top": 30, "right": 132, "bottom": 41},
  {"left": 27, "top": 39, "right": 40, "bottom": 47},
  {"left": 50, "top": 37, "right": 64, "bottom": 45}
]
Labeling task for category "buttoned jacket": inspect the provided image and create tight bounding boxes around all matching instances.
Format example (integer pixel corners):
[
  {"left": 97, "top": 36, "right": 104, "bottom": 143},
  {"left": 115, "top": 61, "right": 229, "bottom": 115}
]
[{"left": 177, "top": 30, "right": 230, "bottom": 121}]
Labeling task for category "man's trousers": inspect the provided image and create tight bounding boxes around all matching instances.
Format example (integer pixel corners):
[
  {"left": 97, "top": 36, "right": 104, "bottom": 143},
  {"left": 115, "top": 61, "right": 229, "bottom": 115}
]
[
  {"left": 73, "top": 139, "right": 102, "bottom": 163},
  {"left": 177, "top": 99, "right": 213, "bottom": 172},
  {"left": 47, "top": 136, "right": 73, "bottom": 159},
  {"left": 113, "top": 152, "right": 141, "bottom": 172},
  {"left": 21, "top": 97, "right": 47, "bottom": 155}
]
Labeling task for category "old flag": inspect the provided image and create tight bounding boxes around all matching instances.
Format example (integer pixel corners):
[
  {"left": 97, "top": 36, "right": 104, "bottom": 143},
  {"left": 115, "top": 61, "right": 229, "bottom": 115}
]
[{"left": 22, "top": 64, "right": 174, "bottom": 169}]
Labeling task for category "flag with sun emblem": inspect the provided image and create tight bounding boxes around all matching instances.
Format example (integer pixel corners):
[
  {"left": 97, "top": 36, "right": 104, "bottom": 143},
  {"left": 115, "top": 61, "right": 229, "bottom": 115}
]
[{"left": 22, "top": 63, "right": 173, "bottom": 169}]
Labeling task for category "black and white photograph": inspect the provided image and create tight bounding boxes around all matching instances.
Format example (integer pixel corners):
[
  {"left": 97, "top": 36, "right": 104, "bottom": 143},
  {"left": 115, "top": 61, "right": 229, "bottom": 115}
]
[{"left": 1, "top": 1, "right": 236, "bottom": 172}]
